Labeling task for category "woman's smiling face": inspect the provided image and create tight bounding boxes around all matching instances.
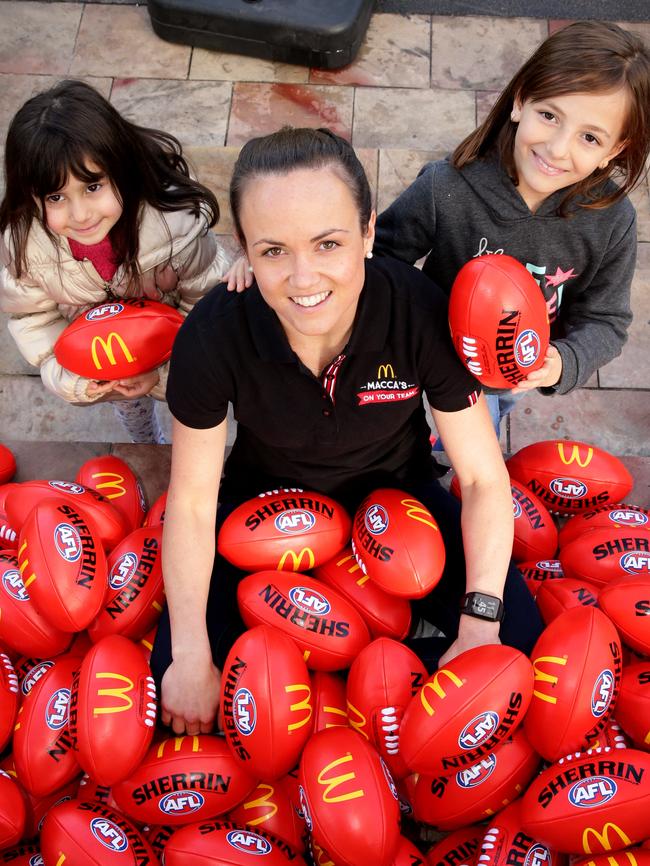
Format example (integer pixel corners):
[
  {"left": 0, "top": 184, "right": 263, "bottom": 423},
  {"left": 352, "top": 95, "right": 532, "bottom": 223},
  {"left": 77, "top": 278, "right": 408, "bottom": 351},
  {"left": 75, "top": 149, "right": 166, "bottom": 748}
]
[{"left": 239, "top": 165, "right": 375, "bottom": 349}]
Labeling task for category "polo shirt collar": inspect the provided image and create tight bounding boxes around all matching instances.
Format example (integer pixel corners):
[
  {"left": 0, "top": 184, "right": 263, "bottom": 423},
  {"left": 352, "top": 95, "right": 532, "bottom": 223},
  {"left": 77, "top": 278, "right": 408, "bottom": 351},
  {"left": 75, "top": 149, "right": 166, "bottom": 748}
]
[{"left": 246, "top": 260, "right": 392, "bottom": 362}]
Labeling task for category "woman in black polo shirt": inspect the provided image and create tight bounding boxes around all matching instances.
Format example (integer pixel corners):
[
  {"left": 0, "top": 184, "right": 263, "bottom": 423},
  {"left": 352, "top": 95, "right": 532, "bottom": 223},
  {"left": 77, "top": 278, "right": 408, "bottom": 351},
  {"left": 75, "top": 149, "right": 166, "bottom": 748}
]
[{"left": 155, "top": 128, "right": 542, "bottom": 736}]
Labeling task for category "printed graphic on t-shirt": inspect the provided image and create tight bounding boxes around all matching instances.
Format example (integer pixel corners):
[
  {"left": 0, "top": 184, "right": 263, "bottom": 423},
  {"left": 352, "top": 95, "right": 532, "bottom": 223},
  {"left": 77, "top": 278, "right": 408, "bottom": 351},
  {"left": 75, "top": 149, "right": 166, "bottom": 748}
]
[{"left": 357, "top": 363, "right": 420, "bottom": 406}]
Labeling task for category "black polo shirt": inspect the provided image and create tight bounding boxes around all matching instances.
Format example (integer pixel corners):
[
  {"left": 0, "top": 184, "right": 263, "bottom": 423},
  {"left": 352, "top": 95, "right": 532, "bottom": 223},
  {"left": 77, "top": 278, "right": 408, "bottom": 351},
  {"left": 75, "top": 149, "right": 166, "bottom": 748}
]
[{"left": 167, "top": 256, "right": 480, "bottom": 510}]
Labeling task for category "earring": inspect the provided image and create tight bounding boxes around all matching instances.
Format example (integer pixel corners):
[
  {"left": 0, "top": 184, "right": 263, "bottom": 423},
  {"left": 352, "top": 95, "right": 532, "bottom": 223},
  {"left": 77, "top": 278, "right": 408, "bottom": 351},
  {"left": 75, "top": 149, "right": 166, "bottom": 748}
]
[
  {"left": 247, "top": 265, "right": 254, "bottom": 273},
  {"left": 510, "top": 111, "right": 520, "bottom": 122},
  {"left": 365, "top": 250, "right": 373, "bottom": 259}
]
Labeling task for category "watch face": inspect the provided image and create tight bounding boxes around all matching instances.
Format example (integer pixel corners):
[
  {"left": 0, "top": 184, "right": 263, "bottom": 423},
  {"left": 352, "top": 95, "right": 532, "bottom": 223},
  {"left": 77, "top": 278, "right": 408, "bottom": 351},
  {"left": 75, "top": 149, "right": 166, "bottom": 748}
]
[{"left": 474, "top": 597, "right": 498, "bottom": 617}]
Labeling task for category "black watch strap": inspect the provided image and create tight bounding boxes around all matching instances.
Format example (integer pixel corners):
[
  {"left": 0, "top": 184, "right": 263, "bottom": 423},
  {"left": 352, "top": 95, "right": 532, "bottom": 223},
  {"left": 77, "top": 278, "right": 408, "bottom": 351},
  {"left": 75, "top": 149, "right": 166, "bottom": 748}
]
[{"left": 460, "top": 592, "right": 504, "bottom": 623}]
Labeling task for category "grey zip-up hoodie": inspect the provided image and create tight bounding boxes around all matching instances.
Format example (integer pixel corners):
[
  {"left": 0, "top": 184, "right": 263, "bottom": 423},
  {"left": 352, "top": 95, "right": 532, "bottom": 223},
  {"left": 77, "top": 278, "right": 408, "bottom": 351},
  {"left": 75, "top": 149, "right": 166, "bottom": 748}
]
[{"left": 374, "top": 155, "right": 636, "bottom": 395}]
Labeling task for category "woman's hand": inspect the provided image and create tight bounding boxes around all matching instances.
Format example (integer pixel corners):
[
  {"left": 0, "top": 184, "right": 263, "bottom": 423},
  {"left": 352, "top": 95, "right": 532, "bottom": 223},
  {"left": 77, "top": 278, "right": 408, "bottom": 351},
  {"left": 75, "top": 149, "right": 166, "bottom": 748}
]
[
  {"left": 514, "top": 344, "right": 562, "bottom": 391},
  {"left": 438, "top": 616, "right": 502, "bottom": 667},
  {"left": 86, "top": 379, "right": 117, "bottom": 399},
  {"left": 160, "top": 652, "right": 221, "bottom": 735},
  {"left": 111, "top": 369, "right": 160, "bottom": 399},
  {"left": 225, "top": 255, "right": 254, "bottom": 292}
]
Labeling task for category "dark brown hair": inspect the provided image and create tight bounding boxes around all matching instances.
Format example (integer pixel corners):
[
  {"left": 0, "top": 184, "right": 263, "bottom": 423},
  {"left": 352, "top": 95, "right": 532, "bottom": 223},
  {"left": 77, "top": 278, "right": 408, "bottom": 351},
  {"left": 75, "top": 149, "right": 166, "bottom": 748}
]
[
  {"left": 0, "top": 79, "right": 220, "bottom": 281},
  {"left": 453, "top": 21, "right": 650, "bottom": 214},
  {"left": 230, "top": 127, "right": 372, "bottom": 244}
]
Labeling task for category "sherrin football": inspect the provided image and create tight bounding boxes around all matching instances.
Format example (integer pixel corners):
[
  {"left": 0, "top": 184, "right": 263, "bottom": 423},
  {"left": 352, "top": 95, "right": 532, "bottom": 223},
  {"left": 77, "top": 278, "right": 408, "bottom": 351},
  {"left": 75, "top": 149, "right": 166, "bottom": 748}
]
[
  {"left": 0, "top": 652, "right": 19, "bottom": 751},
  {"left": 400, "top": 644, "right": 534, "bottom": 775},
  {"left": 76, "top": 454, "right": 147, "bottom": 534},
  {"left": 0, "top": 444, "right": 16, "bottom": 485},
  {"left": 535, "top": 577, "right": 599, "bottom": 624},
  {"left": 310, "top": 670, "right": 348, "bottom": 732},
  {"left": 507, "top": 440, "right": 633, "bottom": 516},
  {"left": 163, "top": 821, "right": 308, "bottom": 866},
  {"left": 70, "top": 635, "right": 157, "bottom": 786},
  {"left": 476, "top": 800, "right": 564, "bottom": 866},
  {"left": 218, "top": 489, "right": 351, "bottom": 572},
  {"left": 54, "top": 297, "right": 183, "bottom": 379},
  {"left": 519, "top": 559, "right": 564, "bottom": 598},
  {"left": 560, "top": 527, "right": 650, "bottom": 589},
  {"left": 524, "top": 606, "right": 622, "bottom": 762},
  {"left": 425, "top": 824, "right": 483, "bottom": 866},
  {"left": 559, "top": 503, "right": 649, "bottom": 549},
  {"left": 227, "top": 776, "right": 307, "bottom": 854},
  {"left": 237, "top": 570, "right": 370, "bottom": 671},
  {"left": 614, "top": 662, "right": 650, "bottom": 747},
  {"left": 299, "top": 726, "right": 401, "bottom": 866},
  {"left": 448, "top": 254, "right": 549, "bottom": 389},
  {"left": 0, "top": 770, "right": 26, "bottom": 849},
  {"left": 351, "top": 488, "right": 446, "bottom": 598},
  {"left": 521, "top": 747, "right": 650, "bottom": 854},
  {"left": 221, "top": 625, "right": 312, "bottom": 781},
  {"left": 598, "top": 576, "right": 650, "bottom": 656},
  {"left": 510, "top": 478, "right": 558, "bottom": 563}
]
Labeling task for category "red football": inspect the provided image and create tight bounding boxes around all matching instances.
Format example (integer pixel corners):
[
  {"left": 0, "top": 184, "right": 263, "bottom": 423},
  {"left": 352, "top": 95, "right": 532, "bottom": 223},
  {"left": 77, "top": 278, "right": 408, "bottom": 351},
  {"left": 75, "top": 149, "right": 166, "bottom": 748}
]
[
  {"left": 299, "top": 726, "right": 401, "bottom": 866},
  {"left": 510, "top": 479, "right": 558, "bottom": 563},
  {"left": 521, "top": 747, "right": 650, "bottom": 854},
  {"left": 560, "top": 528, "right": 650, "bottom": 590},
  {"left": 535, "top": 577, "right": 599, "bottom": 624},
  {"left": 76, "top": 455, "right": 147, "bottom": 534},
  {"left": 54, "top": 298, "right": 183, "bottom": 379},
  {"left": 448, "top": 254, "right": 549, "bottom": 389},
  {"left": 0, "top": 503, "right": 18, "bottom": 550},
  {"left": 163, "top": 821, "right": 307, "bottom": 866},
  {"left": 574, "top": 852, "right": 650, "bottom": 866},
  {"left": 476, "top": 800, "right": 566, "bottom": 866},
  {"left": 17, "top": 498, "right": 108, "bottom": 632},
  {"left": 0, "top": 770, "right": 26, "bottom": 849},
  {"left": 0, "top": 445, "right": 16, "bottom": 485},
  {"left": 0, "top": 550, "right": 71, "bottom": 658},
  {"left": 218, "top": 489, "right": 351, "bottom": 573},
  {"left": 313, "top": 546, "right": 412, "bottom": 640},
  {"left": 88, "top": 525, "right": 164, "bottom": 643},
  {"left": 351, "top": 488, "right": 446, "bottom": 598},
  {"left": 19, "top": 777, "right": 80, "bottom": 842},
  {"left": 40, "top": 799, "right": 159, "bottom": 865},
  {"left": 310, "top": 670, "right": 348, "bottom": 732},
  {"left": 144, "top": 490, "right": 167, "bottom": 527},
  {"left": 221, "top": 625, "right": 312, "bottom": 781},
  {"left": 392, "top": 837, "right": 428, "bottom": 866},
  {"left": 507, "top": 440, "right": 633, "bottom": 516},
  {"left": 237, "top": 571, "right": 370, "bottom": 671},
  {"left": 425, "top": 824, "right": 483, "bottom": 866},
  {"left": 70, "top": 635, "right": 157, "bottom": 786},
  {"left": 227, "top": 775, "right": 307, "bottom": 854},
  {"left": 6, "top": 479, "right": 129, "bottom": 550},
  {"left": 519, "top": 559, "right": 565, "bottom": 598},
  {"left": 0, "top": 844, "right": 42, "bottom": 865},
  {"left": 411, "top": 728, "right": 540, "bottom": 831},
  {"left": 0, "top": 652, "right": 19, "bottom": 751},
  {"left": 111, "top": 734, "right": 257, "bottom": 825},
  {"left": 524, "top": 606, "right": 622, "bottom": 762},
  {"left": 346, "top": 638, "right": 428, "bottom": 779},
  {"left": 13, "top": 653, "right": 81, "bottom": 797},
  {"left": 559, "top": 503, "right": 650, "bottom": 549},
  {"left": 400, "top": 645, "right": 534, "bottom": 775},
  {"left": 598, "top": 576, "right": 650, "bottom": 655},
  {"left": 614, "top": 662, "right": 650, "bottom": 748}
]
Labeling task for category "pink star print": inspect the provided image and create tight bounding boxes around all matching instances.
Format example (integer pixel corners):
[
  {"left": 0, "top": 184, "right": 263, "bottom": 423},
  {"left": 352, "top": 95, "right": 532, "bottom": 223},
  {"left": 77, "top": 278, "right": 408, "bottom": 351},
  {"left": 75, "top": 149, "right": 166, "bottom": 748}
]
[{"left": 545, "top": 266, "right": 577, "bottom": 288}]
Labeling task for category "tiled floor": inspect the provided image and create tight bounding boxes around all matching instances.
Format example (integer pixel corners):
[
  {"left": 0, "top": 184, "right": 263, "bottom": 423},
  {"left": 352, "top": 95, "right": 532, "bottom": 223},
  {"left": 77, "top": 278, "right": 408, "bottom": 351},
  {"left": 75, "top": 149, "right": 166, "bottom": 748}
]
[{"left": 0, "top": 3, "right": 648, "bottom": 497}]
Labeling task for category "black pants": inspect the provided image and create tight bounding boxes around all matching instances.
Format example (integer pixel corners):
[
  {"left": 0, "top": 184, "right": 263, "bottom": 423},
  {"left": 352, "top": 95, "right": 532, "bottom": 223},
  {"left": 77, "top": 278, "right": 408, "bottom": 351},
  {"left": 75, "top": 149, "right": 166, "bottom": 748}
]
[{"left": 150, "top": 480, "right": 544, "bottom": 687}]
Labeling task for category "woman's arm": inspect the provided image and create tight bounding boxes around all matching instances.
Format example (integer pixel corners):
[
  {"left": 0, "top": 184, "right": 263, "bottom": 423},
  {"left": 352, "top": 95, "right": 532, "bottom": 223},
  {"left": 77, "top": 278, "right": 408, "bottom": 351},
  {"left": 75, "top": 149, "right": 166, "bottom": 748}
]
[
  {"left": 161, "top": 415, "right": 228, "bottom": 735},
  {"left": 433, "top": 393, "right": 514, "bottom": 664}
]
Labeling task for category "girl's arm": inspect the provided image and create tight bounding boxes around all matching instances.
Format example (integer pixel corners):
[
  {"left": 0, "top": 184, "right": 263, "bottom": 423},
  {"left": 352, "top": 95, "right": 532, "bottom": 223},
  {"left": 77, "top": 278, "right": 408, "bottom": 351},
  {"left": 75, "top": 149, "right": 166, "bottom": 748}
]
[
  {"left": 169, "top": 227, "right": 230, "bottom": 314},
  {"left": 161, "top": 415, "right": 227, "bottom": 735},
  {"left": 432, "top": 393, "right": 514, "bottom": 665},
  {"left": 374, "top": 162, "right": 439, "bottom": 264}
]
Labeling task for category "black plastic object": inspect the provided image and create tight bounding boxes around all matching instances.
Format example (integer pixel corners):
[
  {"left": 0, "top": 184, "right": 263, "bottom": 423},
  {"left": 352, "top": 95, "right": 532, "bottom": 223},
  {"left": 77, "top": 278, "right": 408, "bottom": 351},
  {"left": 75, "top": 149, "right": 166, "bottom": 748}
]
[{"left": 146, "top": 0, "right": 376, "bottom": 69}]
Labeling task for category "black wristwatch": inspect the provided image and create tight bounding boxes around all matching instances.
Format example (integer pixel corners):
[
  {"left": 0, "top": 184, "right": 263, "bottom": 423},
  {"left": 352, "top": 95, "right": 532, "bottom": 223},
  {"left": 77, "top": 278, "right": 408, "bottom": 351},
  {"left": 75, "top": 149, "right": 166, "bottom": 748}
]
[{"left": 460, "top": 592, "right": 504, "bottom": 623}]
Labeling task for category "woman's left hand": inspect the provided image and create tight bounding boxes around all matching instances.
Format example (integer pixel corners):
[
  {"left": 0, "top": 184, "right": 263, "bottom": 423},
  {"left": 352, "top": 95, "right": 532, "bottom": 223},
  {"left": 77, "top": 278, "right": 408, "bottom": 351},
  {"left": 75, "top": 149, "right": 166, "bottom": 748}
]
[
  {"left": 438, "top": 616, "right": 502, "bottom": 667},
  {"left": 514, "top": 344, "right": 562, "bottom": 391},
  {"left": 111, "top": 369, "right": 160, "bottom": 398}
]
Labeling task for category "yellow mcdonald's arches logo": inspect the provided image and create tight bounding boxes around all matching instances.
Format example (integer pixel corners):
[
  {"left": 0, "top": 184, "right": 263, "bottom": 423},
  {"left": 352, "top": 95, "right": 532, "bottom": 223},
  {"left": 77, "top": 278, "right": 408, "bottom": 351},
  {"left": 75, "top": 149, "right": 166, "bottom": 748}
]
[
  {"left": 93, "top": 672, "right": 134, "bottom": 715},
  {"left": 285, "top": 683, "right": 312, "bottom": 731},
  {"left": 317, "top": 754, "right": 365, "bottom": 803},
  {"left": 241, "top": 783, "right": 279, "bottom": 823},
  {"left": 89, "top": 471, "right": 127, "bottom": 499},
  {"left": 56, "top": 855, "right": 66, "bottom": 866},
  {"left": 345, "top": 700, "right": 369, "bottom": 740},
  {"left": 335, "top": 552, "right": 368, "bottom": 586},
  {"left": 324, "top": 705, "right": 348, "bottom": 727},
  {"left": 420, "top": 669, "right": 464, "bottom": 716},
  {"left": 582, "top": 822, "right": 632, "bottom": 854},
  {"left": 558, "top": 443, "right": 594, "bottom": 468},
  {"left": 278, "top": 548, "right": 315, "bottom": 571},
  {"left": 313, "top": 841, "right": 335, "bottom": 866},
  {"left": 401, "top": 498, "right": 438, "bottom": 531},
  {"left": 583, "top": 853, "right": 639, "bottom": 866},
  {"left": 91, "top": 332, "right": 135, "bottom": 370},
  {"left": 532, "top": 655, "right": 568, "bottom": 704},
  {"left": 156, "top": 735, "right": 200, "bottom": 758},
  {"left": 377, "top": 363, "right": 395, "bottom": 379}
]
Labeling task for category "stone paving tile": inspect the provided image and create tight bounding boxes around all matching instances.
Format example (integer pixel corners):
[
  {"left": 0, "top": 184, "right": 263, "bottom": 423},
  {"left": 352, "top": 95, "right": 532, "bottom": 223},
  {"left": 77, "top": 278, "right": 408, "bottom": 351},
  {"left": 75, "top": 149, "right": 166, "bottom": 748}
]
[
  {"left": 6, "top": 439, "right": 110, "bottom": 482},
  {"left": 227, "top": 83, "right": 354, "bottom": 146},
  {"left": 70, "top": 5, "right": 191, "bottom": 80},
  {"left": 310, "top": 14, "right": 430, "bottom": 89},
  {"left": 620, "top": 456, "right": 650, "bottom": 509},
  {"left": 190, "top": 49, "right": 308, "bottom": 84},
  {"left": 631, "top": 180, "right": 650, "bottom": 244},
  {"left": 476, "top": 90, "right": 500, "bottom": 127},
  {"left": 431, "top": 16, "right": 547, "bottom": 92},
  {"left": 0, "top": 315, "right": 35, "bottom": 375},
  {"left": 0, "top": 2, "right": 82, "bottom": 75},
  {"left": 377, "top": 148, "right": 440, "bottom": 213},
  {"left": 110, "top": 78, "right": 232, "bottom": 148},
  {"left": 508, "top": 387, "right": 650, "bottom": 457},
  {"left": 353, "top": 87, "right": 474, "bottom": 150},
  {"left": 599, "top": 241, "right": 650, "bottom": 389},
  {"left": 184, "top": 146, "right": 240, "bottom": 235},
  {"left": 111, "top": 443, "right": 171, "bottom": 505}
]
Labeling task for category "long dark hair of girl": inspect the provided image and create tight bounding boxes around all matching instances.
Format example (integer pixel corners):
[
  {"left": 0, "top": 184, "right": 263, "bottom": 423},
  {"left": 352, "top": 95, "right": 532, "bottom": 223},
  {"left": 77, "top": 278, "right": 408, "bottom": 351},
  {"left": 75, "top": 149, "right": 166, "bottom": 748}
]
[
  {"left": 0, "top": 79, "right": 220, "bottom": 282},
  {"left": 452, "top": 21, "right": 650, "bottom": 215}
]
